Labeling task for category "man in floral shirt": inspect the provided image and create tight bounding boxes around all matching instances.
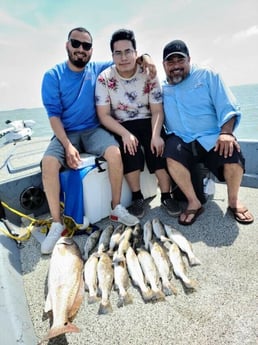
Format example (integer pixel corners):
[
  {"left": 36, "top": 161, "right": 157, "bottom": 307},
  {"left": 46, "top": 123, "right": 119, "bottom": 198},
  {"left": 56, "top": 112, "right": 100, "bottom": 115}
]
[{"left": 95, "top": 29, "right": 180, "bottom": 218}]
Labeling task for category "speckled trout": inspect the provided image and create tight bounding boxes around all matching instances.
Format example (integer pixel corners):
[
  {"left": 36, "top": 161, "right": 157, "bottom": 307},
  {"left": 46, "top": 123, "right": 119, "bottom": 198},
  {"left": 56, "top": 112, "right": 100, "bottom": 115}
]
[
  {"left": 163, "top": 224, "right": 201, "bottom": 266},
  {"left": 84, "top": 252, "right": 99, "bottom": 304}
]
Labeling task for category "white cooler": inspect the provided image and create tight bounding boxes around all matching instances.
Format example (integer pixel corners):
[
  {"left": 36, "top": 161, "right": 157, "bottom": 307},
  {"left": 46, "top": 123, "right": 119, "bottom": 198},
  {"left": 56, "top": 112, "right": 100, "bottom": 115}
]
[{"left": 79, "top": 155, "right": 158, "bottom": 224}]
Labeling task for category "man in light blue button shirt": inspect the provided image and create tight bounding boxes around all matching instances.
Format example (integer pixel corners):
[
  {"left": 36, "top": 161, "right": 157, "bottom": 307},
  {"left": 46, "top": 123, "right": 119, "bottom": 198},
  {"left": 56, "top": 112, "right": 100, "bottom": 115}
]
[{"left": 162, "top": 39, "right": 254, "bottom": 225}]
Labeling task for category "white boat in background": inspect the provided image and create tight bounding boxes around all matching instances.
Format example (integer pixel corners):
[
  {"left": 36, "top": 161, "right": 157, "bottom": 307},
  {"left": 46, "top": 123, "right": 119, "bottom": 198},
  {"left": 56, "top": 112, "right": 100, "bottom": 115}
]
[{"left": 0, "top": 121, "right": 257, "bottom": 345}]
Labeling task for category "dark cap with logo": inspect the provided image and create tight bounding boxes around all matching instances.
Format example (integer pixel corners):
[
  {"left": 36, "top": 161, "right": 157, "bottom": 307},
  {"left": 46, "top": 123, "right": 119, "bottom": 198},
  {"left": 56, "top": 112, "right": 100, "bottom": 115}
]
[{"left": 163, "top": 40, "right": 189, "bottom": 60}]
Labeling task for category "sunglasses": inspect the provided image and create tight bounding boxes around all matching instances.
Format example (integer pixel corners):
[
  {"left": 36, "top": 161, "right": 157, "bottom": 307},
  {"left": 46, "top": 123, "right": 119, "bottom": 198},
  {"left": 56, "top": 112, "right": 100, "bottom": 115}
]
[{"left": 69, "top": 38, "right": 92, "bottom": 51}]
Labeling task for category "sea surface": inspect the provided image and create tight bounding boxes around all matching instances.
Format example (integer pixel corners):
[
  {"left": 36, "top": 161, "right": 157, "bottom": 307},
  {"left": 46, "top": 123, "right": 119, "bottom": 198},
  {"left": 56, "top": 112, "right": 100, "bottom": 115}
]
[{"left": 0, "top": 83, "right": 257, "bottom": 140}]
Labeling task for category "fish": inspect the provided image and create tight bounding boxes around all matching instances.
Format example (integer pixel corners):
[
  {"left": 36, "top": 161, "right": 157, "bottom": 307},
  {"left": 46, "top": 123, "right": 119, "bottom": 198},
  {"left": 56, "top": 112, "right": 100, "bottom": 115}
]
[
  {"left": 163, "top": 224, "right": 201, "bottom": 266},
  {"left": 108, "top": 224, "right": 125, "bottom": 253},
  {"left": 165, "top": 241, "right": 198, "bottom": 290},
  {"left": 152, "top": 218, "right": 166, "bottom": 239},
  {"left": 97, "top": 252, "right": 114, "bottom": 314},
  {"left": 143, "top": 220, "right": 153, "bottom": 250},
  {"left": 125, "top": 246, "right": 154, "bottom": 303},
  {"left": 149, "top": 240, "right": 177, "bottom": 296},
  {"left": 114, "top": 226, "right": 132, "bottom": 262},
  {"left": 41, "top": 237, "right": 84, "bottom": 342},
  {"left": 83, "top": 228, "right": 101, "bottom": 260},
  {"left": 137, "top": 248, "right": 166, "bottom": 302},
  {"left": 84, "top": 252, "right": 99, "bottom": 304},
  {"left": 97, "top": 224, "right": 114, "bottom": 254},
  {"left": 113, "top": 251, "right": 133, "bottom": 307},
  {"left": 131, "top": 223, "right": 143, "bottom": 250}
]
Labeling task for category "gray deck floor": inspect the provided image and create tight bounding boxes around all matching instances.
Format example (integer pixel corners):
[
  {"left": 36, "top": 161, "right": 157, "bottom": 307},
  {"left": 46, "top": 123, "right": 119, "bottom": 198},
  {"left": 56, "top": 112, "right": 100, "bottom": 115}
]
[{"left": 17, "top": 183, "right": 258, "bottom": 345}]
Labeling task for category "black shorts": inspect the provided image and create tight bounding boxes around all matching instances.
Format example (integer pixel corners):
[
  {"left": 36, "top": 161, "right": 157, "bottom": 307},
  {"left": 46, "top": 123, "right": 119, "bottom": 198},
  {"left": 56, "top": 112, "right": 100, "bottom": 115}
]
[
  {"left": 163, "top": 134, "right": 245, "bottom": 182},
  {"left": 115, "top": 118, "right": 167, "bottom": 174}
]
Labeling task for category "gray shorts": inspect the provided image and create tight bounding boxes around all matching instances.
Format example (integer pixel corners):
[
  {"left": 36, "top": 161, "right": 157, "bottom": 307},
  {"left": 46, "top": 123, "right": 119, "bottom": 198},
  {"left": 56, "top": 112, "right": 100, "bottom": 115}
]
[{"left": 44, "top": 127, "right": 119, "bottom": 168}]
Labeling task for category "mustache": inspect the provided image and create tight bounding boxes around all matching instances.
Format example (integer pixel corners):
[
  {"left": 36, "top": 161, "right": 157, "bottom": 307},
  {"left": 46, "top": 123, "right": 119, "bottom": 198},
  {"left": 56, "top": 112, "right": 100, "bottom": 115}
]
[{"left": 170, "top": 68, "right": 183, "bottom": 73}]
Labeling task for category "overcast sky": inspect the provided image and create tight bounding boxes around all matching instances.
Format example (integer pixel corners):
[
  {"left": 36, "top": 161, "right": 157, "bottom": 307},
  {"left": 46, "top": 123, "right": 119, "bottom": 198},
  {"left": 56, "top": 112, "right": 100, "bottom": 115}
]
[{"left": 0, "top": 0, "right": 257, "bottom": 110}]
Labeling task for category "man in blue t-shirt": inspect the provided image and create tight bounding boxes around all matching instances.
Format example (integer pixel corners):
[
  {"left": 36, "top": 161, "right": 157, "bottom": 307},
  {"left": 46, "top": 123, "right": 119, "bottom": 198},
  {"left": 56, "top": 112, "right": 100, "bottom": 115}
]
[
  {"left": 41, "top": 27, "right": 154, "bottom": 254},
  {"left": 162, "top": 39, "right": 253, "bottom": 226}
]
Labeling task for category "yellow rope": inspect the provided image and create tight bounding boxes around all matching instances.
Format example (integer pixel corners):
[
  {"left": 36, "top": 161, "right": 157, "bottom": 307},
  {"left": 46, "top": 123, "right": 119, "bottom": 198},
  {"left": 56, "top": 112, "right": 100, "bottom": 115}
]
[{"left": 0, "top": 200, "right": 52, "bottom": 241}]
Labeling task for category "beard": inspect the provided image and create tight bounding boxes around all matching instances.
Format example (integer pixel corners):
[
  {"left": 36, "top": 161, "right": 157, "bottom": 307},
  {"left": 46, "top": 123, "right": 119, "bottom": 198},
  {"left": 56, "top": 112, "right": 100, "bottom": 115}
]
[
  {"left": 67, "top": 50, "right": 91, "bottom": 68},
  {"left": 169, "top": 75, "right": 184, "bottom": 85},
  {"left": 167, "top": 68, "right": 187, "bottom": 85}
]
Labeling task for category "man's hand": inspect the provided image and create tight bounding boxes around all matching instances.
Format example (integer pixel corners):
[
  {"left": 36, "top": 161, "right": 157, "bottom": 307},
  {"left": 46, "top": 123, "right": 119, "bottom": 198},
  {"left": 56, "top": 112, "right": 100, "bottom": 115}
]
[
  {"left": 214, "top": 133, "right": 240, "bottom": 158},
  {"left": 121, "top": 132, "right": 139, "bottom": 155},
  {"left": 137, "top": 54, "right": 157, "bottom": 79},
  {"left": 65, "top": 142, "right": 81, "bottom": 169},
  {"left": 151, "top": 136, "right": 164, "bottom": 157}
]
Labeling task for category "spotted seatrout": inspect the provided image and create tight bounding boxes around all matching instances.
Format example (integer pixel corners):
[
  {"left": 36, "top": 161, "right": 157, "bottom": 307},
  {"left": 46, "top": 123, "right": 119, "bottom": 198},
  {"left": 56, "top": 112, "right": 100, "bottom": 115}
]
[
  {"left": 84, "top": 252, "right": 99, "bottom": 304},
  {"left": 149, "top": 240, "right": 177, "bottom": 296},
  {"left": 83, "top": 229, "right": 101, "bottom": 260},
  {"left": 109, "top": 224, "right": 125, "bottom": 254},
  {"left": 97, "top": 224, "right": 114, "bottom": 255},
  {"left": 97, "top": 252, "right": 114, "bottom": 314},
  {"left": 165, "top": 241, "right": 198, "bottom": 290},
  {"left": 126, "top": 246, "right": 154, "bottom": 303},
  {"left": 163, "top": 224, "right": 201, "bottom": 266},
  {"left": 131, "top": 223, "right": 143, "bottom": 250},
  {"left": 143, "top": 220, "right": 153, "bottom": 250},
  {"left": 152, "top": 218, "right": 166, "bottom": 239},
  {"left": 41, "top": 237, "right": 84, "bottom": 342},
  {"left": 113, "top": 251, "right": 133, "bottom": 307},
  {"left": 113, "top": 226, "right": 132, "bottom": 263},
  {"left": 137, "top": 247, "right": 166, "bottom": 302}
]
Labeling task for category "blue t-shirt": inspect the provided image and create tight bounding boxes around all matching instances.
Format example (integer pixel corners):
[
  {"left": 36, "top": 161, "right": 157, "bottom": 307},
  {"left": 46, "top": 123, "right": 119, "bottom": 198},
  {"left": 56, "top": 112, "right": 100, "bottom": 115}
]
[
  {"left": 41, "top": 61, "right": 112, "bottom": 132},
  {"left": 162, "top": 64, "right": 242, "bottom": 151}
]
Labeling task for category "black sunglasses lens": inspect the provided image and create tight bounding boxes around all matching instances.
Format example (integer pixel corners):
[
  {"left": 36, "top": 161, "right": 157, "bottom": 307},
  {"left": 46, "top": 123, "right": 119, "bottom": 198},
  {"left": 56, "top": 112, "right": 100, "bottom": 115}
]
[
  {"left": 82, "top": 42, "right": 92, "bottom": 51},
  {"left": 70, "top": 39, "right": 92, "bottom": 51},
  {"left": 70, "top": 39, "right": 80, "bottom": 48}
]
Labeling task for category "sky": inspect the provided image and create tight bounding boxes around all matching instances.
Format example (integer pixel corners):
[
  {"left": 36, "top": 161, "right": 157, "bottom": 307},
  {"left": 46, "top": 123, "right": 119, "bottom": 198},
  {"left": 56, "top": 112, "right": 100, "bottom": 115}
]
[{"left": 0, "top": 0, "right": 257, "bottom": 111}]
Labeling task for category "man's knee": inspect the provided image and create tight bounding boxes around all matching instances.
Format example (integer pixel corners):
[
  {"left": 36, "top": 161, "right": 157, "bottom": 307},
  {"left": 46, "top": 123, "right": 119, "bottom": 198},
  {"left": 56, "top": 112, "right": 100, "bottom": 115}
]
[
  {"left": 42, "top": 156, "right": 61, "bottom": 176},
  {"left": 104, "top": 145, "right": 121, "bottom": 163},
  {"left": 224, "top": 162, "right": 244, "bottom": 177}
]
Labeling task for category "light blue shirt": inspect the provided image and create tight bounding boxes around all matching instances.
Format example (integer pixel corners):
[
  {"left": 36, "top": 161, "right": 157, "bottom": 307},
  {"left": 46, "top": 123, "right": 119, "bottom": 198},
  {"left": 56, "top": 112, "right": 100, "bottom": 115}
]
[
  {"left": 162, "top": 64, "right": 241, "bottom": 151},
  {"left": 41, "top": 61, "right": 112, "bottom": 132}
]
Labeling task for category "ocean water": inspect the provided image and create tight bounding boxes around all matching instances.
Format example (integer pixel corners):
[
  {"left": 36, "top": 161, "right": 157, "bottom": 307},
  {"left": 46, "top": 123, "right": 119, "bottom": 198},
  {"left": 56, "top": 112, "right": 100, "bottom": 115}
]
[{"left": 0, "top": 83, "right": 257, "bottom": 140}]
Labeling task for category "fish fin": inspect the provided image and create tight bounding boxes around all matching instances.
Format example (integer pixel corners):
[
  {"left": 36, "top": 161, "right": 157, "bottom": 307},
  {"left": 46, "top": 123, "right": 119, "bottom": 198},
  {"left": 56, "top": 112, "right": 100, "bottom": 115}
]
[
  {"left": 42, "top": 322, "right": 80, "bottom": 341},
  {"left": 98, "top": 301, "right": 113, "bottom": 314}
]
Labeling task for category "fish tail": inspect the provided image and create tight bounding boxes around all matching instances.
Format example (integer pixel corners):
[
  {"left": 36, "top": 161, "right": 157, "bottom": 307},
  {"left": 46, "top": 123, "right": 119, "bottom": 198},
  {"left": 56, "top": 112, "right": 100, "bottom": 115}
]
[
  {"left": 162, "top": 282, "right": 178, "bottom": 296},
  {"left": 112, "top": 254, "right": 125, "bottom": 264},
  {"left": 142, "top": 288, "right": 154, "bottom": 303},
  {"left": 42, "top": 322, "right": 80, "bottom": 341},
  {"left": 189, "top": 256, "right": 201, "bottom": 266},
  {"left": 152, "top": 289, "right": 166, "bottom": 302},
  {"left": 88, "top": 294, "right": 100, "bottom": 304},
  {"left": 117, "top": 292, "right": 133, "bottom": 308},
  {"left": 98, "top": 301, "right": 113, "bottom": 315},
  {"left": 184, "top": 278, "right": 198, "bottom": 290}
]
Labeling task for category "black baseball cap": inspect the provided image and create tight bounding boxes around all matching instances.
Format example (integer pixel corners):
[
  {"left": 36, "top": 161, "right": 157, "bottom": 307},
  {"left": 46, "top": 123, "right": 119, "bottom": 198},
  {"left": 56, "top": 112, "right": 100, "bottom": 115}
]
[{"left": 163, "top": 40, "right": 189, "bottom": 60}]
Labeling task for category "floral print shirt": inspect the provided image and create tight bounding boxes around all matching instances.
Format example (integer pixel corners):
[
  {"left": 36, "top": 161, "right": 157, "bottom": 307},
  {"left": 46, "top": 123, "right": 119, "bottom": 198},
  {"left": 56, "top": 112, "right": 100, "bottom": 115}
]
[{"left": 95, "top": 65, "right": 162, "bottom": 123}]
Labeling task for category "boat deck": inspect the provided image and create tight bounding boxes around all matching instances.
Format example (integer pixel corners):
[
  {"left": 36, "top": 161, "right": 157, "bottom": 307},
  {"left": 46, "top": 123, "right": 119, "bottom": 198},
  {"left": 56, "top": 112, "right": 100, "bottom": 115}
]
[{"left": 1, "top": 182, "right": 257, "bottom": 345}]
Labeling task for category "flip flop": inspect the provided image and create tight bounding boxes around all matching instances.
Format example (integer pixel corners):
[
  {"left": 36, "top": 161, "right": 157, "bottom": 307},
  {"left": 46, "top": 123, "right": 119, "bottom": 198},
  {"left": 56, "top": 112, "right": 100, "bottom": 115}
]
[
  {"left": 228, "top": 207, "right": 254, "bottom": 224},
  {"left": 178, "top": 207, "right": 204, "bottom": 226}
]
